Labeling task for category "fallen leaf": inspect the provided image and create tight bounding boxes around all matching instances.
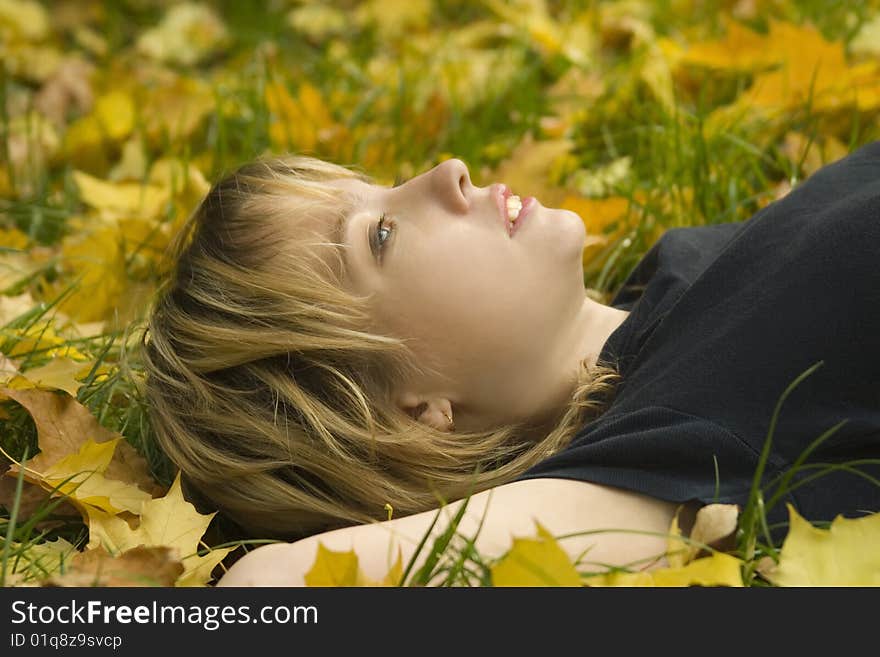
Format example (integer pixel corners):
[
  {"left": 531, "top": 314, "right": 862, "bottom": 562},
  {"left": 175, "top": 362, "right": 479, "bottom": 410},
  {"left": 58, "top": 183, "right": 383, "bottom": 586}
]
[
  {"left": 304, "top": 543, "right": 404, "bottom": 587},
  {"left": 0, "top": 291, "right": 35, "bottom": 326},
  {"left": 86, "top": 473, "right": 232, "bottom": 586},
  {"left": 765, "top": 504, "right": 880, "bottom": 586},
  {"left": 0, "top": 387, "right": 163, "bottom": 497},
  {"left": 6, "top": 537, "right": 78, "bottom": 582},
  {"left": 41, "top": 438, "right": 153, "bottom": 515},
  {"left": 585, "top": 552, "right": 744, "bottom": 587},
  {"left": 688, "top": 504, "right": 739, "bottom": 561},
  {"left": 46, "top": 546, "right": 183, "bottom": 587},
  {"left": 9, "top": 356, "right": 88, "bottom": 396},
  {"left": 491, "top": 522, "right": 581, "bottom": 586},
  {"left": 73, "top": 170, "right": 169, "bottom": 221},
  {"left": 0, "top": 473, "right": 80, "bottom": 529},
  {"left": 679, "top": 18, "right": 776, "bottom": 72},
  {"left": 304, "top": 543, "right": 361, "bottom": 586}
]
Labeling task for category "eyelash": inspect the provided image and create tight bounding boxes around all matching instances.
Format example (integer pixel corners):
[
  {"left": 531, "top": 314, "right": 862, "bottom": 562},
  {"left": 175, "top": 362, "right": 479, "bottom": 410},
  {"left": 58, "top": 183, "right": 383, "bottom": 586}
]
[{"left": 371, "top": 212, "right": 394, "bottom": 261}]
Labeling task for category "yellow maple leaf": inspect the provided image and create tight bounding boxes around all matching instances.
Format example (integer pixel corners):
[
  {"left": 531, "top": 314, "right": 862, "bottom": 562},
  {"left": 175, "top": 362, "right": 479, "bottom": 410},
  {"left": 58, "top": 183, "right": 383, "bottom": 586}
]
[
  {"left": 585, "top": 552, "right": 744, "bottom": 587},
  {"left": 764, "top": 504, "right": 880, "bottom": 586},
  {"left": 304, "top": 543, "right": 361, "bottom": 586},
  {"left": 44, "top": 442, "right": 152, "bottom": 515},
  {"left": 303, "top": 543, "right": 404, "bottom": 587},
  {"left": 8, "top": 356, "right": 89, "bottom": 396},
  {"left": 72, "top": 170, "right": 169, "bottom": 221},
  {"left": 491, "top": 522, "right": 581, "bottom": 586},
  {"left": 679, "top": 18, "right": 777, "bottom": 72},
  {"left": 5, "top": 436, "right": 153, "bottom": 516},
  {"left": 694, "top": 19, "right": 880, "bottom": 126},
  {"left": 85, "top": 473, "right": 232, "bottom": 586}
]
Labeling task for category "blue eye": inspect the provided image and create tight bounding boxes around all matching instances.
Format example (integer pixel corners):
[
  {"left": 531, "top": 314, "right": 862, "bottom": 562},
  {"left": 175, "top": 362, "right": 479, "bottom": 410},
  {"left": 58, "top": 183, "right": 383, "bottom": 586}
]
[{"left": 371, "top": 212, "right": 393, "bottom": 261}]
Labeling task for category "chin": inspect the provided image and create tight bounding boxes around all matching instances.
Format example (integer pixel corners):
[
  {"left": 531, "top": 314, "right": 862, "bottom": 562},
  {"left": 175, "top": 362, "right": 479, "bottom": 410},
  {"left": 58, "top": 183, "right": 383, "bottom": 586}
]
[{"left": 546, "top": 207, "right": 588, "bottom": 256}]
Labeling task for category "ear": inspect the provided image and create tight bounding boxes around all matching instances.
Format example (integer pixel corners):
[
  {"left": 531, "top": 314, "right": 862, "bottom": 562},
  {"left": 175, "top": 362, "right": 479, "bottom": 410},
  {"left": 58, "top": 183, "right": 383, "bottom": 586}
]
[{"left": 397, "top": 391, "right": 455, "bottom": 432}]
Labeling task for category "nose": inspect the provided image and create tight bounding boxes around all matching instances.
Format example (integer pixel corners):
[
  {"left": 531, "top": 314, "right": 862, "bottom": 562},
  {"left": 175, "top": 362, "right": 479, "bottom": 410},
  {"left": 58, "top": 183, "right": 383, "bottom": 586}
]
[{"left": 428, "top": 158, "right": 471, "bottom": 214}]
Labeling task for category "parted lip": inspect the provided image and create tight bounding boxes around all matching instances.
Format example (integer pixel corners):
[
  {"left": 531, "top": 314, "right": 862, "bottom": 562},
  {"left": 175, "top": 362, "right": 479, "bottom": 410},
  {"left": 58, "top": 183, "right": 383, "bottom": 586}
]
[
  {"left": 492, "top": 183, "right": 535, "bottom": 238},
  {"left": 493, "top": 183, "right": 514, "bottom": 237}
]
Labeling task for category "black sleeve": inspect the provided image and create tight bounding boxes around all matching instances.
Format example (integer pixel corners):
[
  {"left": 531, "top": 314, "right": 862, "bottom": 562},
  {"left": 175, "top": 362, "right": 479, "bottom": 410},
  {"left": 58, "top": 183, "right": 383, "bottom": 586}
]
[{"left": 517, "top": 404, "right": 772, "bottom": 508}]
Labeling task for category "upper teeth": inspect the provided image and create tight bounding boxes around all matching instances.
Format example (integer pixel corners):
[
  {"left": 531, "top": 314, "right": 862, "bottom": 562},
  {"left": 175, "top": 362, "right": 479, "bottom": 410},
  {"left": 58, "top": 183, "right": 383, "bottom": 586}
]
[{"left": 506, "top": 194, "right": 522, "bottom": 222}]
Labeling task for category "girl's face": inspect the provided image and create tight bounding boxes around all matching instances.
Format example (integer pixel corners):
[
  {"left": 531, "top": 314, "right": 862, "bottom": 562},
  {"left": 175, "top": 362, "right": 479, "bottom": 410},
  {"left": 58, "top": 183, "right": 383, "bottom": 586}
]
[{"left": 323, "top": 159, "right": 592, "bottom": 430}]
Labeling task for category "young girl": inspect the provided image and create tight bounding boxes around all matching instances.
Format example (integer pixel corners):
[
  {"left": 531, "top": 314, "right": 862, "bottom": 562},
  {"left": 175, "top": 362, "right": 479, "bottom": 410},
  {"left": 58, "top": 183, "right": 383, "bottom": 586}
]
[{"left": 140, "top": 142, "right": 880, "bottom": 586}]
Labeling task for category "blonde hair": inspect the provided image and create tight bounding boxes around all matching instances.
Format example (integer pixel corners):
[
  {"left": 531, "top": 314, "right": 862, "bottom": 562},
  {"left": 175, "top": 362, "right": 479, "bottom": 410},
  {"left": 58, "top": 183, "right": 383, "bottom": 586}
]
[{"left": 138, "top": 154, "right": 623, "bottom": 541}]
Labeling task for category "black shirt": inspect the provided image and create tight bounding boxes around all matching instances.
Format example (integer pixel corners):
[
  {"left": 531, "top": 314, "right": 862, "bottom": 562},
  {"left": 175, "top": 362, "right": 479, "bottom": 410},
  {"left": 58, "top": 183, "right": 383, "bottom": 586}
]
[{"left": 517, "top": 140, "right": 880, "bottom": 533}]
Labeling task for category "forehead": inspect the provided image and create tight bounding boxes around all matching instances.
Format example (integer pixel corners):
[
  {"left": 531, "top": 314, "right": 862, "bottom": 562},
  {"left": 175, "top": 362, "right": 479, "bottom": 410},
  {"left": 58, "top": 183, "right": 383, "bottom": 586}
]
[
  {"left": 292, "top": 177, "right": 370, "bottom": 241},
  {"left": 294, "top": 177, "right": 374, "bottom": 287}
]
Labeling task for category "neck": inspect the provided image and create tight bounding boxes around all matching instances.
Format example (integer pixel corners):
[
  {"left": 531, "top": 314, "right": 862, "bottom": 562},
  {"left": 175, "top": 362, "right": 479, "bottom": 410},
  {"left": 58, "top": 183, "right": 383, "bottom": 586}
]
[
  {"left": 531, "top": 293, "right": 630, "bottom": 430},
  {"left": 573, "top": 294, "right": 629, "bottom": 371}
]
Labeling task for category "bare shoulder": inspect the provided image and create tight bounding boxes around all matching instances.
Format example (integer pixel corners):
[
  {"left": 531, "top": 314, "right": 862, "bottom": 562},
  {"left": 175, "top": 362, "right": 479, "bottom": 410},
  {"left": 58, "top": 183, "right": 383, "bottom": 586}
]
[{"left": 217, "top": 478, "right": 686, "bottom": 587}]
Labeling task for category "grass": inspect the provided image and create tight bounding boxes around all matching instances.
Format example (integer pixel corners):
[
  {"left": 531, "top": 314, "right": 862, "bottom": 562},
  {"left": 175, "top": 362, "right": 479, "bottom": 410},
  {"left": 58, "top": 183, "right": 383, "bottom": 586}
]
[{"left": 2, "top": 0, "right": 880, "bottom": 586}]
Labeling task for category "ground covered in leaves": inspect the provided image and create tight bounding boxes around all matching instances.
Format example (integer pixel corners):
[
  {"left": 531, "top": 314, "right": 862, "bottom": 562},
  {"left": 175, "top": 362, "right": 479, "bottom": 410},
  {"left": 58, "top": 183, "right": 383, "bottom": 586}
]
[{"left": 1, "top": 0, "right": 879, "bottom": 586}]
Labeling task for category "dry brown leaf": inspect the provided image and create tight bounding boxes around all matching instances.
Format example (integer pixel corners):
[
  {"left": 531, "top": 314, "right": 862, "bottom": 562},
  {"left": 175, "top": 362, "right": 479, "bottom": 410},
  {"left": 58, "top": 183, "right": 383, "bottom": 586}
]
[
  {"left": 0, "top": 472, "right": 80, "bottom": 526},
  {"left": 0, "top": 387, "right": 163, "bottom": 497},
  {"left": 666, "top": 503, "right": 739, "bottom": 568},
  {"left": 46, "top": 546, "right": 183, "bottom": 587},
  {"left": 688, "top": 503, "right": 739, "bottom": 558}
]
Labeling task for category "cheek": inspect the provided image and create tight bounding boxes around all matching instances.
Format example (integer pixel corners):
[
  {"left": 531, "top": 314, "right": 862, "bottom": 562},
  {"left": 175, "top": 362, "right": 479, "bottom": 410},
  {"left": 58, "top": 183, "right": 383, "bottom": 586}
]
[{"left": 375, "top": 225, "right": 573, "bottom": 350}]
